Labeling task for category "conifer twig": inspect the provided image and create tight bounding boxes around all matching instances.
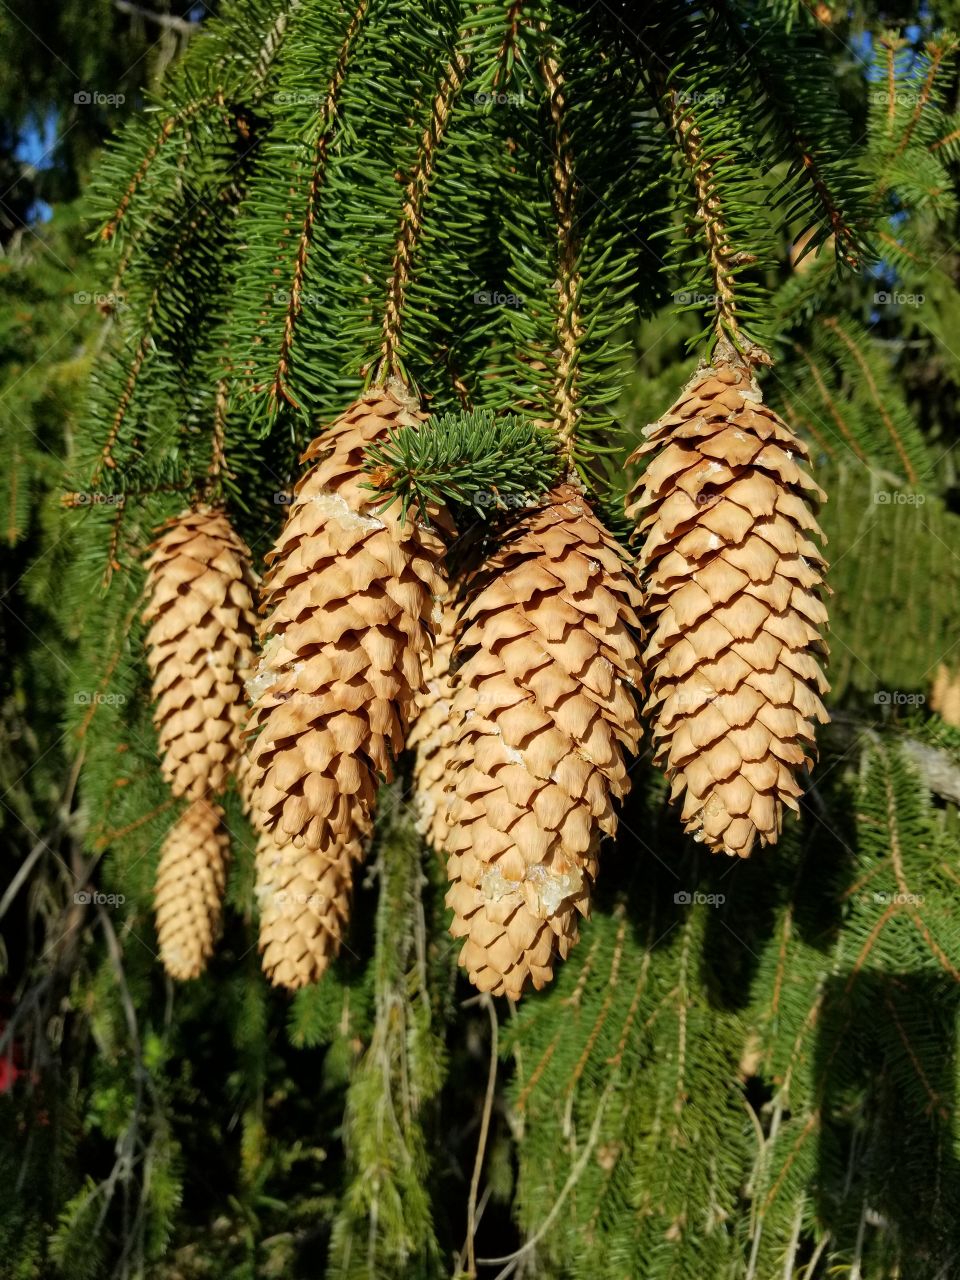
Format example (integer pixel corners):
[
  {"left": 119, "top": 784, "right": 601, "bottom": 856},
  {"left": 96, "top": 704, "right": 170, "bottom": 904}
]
[
  {"left": 666, "top": 87, "right": 770, "bottom": 366},
  {"left": 463, "top": 994, "right": 498, "bottom": 1279},
  {"left": 268, "top": 0, "right": 368, "bottom": 408},
  {"left": 542, "top": 51, "right": 583, "bottom": 453},
  {"left": 477, "top": 1077, "right": 616, "bottom": 1277},
  {"left": 375, "top": 49, "right": 468, "bottom": 384},
  {"left": 100, "top": 92, "right": 226, "bottom": 242}
]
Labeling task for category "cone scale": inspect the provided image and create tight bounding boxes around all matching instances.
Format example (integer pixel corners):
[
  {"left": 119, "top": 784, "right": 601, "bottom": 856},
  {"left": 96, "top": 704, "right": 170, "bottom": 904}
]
[{"left": 626, "top": 359, "right": 830, "bottom": 857}]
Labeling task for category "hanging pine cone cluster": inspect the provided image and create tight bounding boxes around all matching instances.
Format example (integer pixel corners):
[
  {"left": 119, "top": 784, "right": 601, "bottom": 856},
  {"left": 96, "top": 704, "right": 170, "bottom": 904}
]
[
  {"left": 144, "top": 504, "right": 259, "bottom": 979},
  {"left": 626, "top": 359, "right": 829, "bottom": 858},
  {"left": 136, "top": 364, "right": 830, "bottom": 997},
  {"left": 243, "top": 383, "right": 448, "bottom": 985},
  {"left": 154, "top": 798, "right": 231, "bottom": 980},
  {"left": 442, "top": 484, "right": 644, "bottom": 998}
]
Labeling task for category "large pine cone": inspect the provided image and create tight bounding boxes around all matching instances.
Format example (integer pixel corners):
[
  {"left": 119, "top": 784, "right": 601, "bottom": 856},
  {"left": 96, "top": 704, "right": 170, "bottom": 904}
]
[
  {"left": 244, "top": 386, "right": 447, "bottom": 976},
  {"left": 444, "top": 484, "right": 644, "bottom": 999},
  {"left": 626, "top": 360, "right": 829, "bottom": 857},
  {"left": 143, "top": 505, "right": 259, "bottom": 800},
  {"left": 408, "top": 590, "right": 459, "bottom": 851},
  {"left": 155, "top": 798, "right": 230, "bottom": 980}
]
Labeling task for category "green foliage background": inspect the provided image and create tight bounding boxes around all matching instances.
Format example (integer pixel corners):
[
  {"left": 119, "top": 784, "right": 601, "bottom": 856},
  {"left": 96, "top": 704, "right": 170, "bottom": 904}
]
[{"left": 4, "top": 2, "right": 960, "bottom": 1278}]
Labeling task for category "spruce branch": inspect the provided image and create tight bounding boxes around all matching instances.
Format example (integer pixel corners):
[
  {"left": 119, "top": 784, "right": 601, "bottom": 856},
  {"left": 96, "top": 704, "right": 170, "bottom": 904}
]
[
  {"left": 666, "top": 85, "right": 770, "bottom": 366},
  {"left": 542, "top": 50, "right": 584, "bottom": 453},
  {"left": 99, "top": 92, "right": 227, "bottom": 243},
  {"left": 894, "top": 36, "right": 955, "bottom": 158},
  {"left": 363, "top": 408, "right": 563, "bottom": 522},
  {"left": 267, "top": 0, "right": 368, "bottom": 409},
  {"left": 375, "top": 45, "right": 469, "bottom": 385},
  {"left": 710, "top": 0, "right": 872, "bottom": 271},
  {"left": 789, "top": 342, "right": 868, "bottom": 464},
  {"left": 821, "top": 317, "right": 919, "bottom": 484}
]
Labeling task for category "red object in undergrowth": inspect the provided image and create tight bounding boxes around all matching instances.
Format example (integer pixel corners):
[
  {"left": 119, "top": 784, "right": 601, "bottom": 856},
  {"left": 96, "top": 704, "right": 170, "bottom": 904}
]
[{"left": 0, "top": 1054, "right": 21, "bottom": 1093}]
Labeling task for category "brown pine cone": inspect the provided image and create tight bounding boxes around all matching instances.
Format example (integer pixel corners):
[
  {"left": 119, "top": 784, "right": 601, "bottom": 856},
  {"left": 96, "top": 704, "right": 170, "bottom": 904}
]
[
  {"left": 626, "top": 359, "right": 830, "bottom": 857},
  {"left": 245, "top": 384, "right": 447, "bottom": 848},
  {"left": 444, "top": 484, "right": 644, "bottom": 999},
  {"left": 244, "top": 385, "right": 447, "bottom": 981},
  {"left": 408, "top": 589, "right": 459, "bottom": 851},
  {"left": 143, "top": 505, "right": 259, "bottom": 801},
  {"left": 155, "top": 798, "right": 230, "bottom": 980}
]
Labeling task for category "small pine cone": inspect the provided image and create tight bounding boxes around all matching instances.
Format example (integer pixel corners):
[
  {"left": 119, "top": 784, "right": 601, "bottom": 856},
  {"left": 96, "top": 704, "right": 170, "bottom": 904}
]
[
  {"left": 254, "top": 814, "right": 370, "bottom": 988},
  {"left": 408, "top": 590, "right": 459, "bottom": 850},
  {"left": 144, "top": 505, "right": 259, "bottom": 801},
  {"left": 626, "top": 360, "right": 830, "bottom": 858},
  {"left": 444, "top": 484, "right": 644, "bottom": 999},
  {"left": 155, "top": 798, "right": 230, "bottom": 980},
  {"left": 245, "top": 383, "right": 447, "bottom": 852}
]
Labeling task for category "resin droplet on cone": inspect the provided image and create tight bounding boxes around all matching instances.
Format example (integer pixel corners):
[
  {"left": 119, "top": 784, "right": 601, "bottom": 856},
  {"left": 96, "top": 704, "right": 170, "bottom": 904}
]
[
  {"left": 245, "top": 385, "right": 447, "bottom": 978},
  {"left": 143, "top": 505, "right": 259, "bottom": 800},
  {"left": 626, "top": 360, "right": 830, "bottom": 857},
  {"left": 444, "top": 484, "right": 644, "bottom": 999},
  {"left": 409, "top": 590, "right": 459, "bottom": 852},
  {"left": 155, "top": 798, "right": 230, "bottom": 980}
]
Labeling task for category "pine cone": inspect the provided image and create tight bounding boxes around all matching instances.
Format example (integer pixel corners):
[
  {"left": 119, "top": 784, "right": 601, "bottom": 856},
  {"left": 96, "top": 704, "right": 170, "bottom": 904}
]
[
  {"left": 143, "top": 505, "right": 259, "bottom": 801},
  {"left": 244, "top": 378, "right": 448, "bottom": 849},
  {"left": 244, "top": 386, "right": 447, "bottom": 981},
  {"left": 254, "top": 817, "right": 369, "bottom": 989},
  {"left": 408, "top": 590, "right": 459, "bottom": 851},
  {"left": 245, "top": 385, "right": 447, "bottom": 850},
  {"left": 444, "top": 484, "right": 644, "bottom": 999},
  {"left": 626, "top": 360, "right": 830, "bottom": 858},
  {"left": 155, "top": 798, "right": 230, "bottom": 980}
]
